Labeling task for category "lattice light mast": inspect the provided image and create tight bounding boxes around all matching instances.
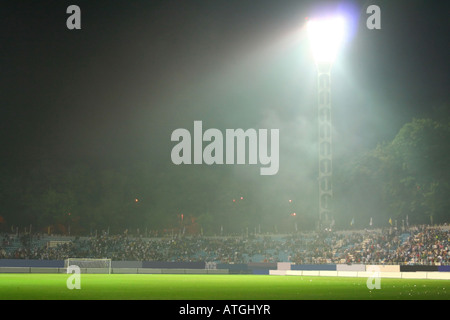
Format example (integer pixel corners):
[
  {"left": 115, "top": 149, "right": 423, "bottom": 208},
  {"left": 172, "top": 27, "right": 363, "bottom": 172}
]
[{"left": 307, "top": 17, "right": 346, "bottom": 229}]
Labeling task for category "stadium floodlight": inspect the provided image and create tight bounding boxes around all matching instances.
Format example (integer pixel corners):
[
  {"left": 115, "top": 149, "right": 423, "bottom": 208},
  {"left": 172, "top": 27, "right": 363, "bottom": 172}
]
[
  {"left": 307, "top": 15, "right": 347, "bottom": 229},
  {"left": 307, "top": 16, "right": 346, "bottom": 67}
]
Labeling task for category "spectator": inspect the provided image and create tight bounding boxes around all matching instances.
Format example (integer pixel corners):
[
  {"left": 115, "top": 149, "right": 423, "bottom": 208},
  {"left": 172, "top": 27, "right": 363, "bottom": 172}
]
[{"left": 0, "top": 225, "right": 448, "bottom": 265}]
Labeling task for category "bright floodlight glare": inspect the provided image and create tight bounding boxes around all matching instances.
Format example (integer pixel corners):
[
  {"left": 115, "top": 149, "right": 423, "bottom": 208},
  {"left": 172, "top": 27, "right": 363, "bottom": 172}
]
[{"left": 307, "top": 16, "right": 346, "bottom": 64}]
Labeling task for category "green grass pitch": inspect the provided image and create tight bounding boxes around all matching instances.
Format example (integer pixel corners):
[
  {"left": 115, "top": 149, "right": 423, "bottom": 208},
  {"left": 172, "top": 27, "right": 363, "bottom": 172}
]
[{"left": 0, "top": 273, "right": 448, "bottom": 300}]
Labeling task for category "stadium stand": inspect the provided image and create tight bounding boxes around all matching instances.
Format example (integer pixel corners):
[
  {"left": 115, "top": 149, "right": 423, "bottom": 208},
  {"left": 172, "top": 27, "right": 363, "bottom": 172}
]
[{"left": 0, "top": 225, "right": 449, "bottom": 266}]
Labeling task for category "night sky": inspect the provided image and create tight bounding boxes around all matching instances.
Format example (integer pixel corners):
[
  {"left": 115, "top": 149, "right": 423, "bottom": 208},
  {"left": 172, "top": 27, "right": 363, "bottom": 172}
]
[{"left": 1, "top": 0, "right": 449, "bottom": 180}]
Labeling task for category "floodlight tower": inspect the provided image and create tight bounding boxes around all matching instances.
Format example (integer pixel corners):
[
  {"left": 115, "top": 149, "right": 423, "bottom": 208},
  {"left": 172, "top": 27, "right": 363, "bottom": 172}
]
[{"left": 307, "top": 16, "right": 346, "bottom": 229}]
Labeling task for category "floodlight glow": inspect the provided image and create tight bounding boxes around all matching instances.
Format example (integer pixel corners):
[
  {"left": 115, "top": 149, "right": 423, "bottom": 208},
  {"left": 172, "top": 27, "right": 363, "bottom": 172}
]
[{"left": 307, "top": 16, "right": 346, "bottom": 64}]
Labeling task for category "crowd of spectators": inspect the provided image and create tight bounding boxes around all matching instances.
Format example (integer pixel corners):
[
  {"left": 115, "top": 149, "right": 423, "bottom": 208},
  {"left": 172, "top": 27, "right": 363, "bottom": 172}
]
[{"left": 1, "top": 225, "right": 449, "bottom": 265}]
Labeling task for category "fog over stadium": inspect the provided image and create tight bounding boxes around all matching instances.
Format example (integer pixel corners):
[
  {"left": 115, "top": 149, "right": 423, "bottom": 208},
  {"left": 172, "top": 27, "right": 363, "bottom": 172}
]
[
  {"left": 0, "top": 0, "right": 448, "bottom": 236},
  {"left": 1, "top": 0, "right": 450, "bottom": 306}
]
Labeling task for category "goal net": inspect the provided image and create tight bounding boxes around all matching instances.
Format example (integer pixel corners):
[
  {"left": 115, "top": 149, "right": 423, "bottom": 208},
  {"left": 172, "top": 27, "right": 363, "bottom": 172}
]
[{"left": 64, "top": 258, "right": 112, "bottom": 274}]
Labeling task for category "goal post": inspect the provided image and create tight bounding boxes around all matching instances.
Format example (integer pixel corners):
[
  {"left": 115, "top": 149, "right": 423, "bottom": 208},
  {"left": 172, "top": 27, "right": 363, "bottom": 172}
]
[{"left": 65, "top": 258, "right": 112, "bottom": 274}]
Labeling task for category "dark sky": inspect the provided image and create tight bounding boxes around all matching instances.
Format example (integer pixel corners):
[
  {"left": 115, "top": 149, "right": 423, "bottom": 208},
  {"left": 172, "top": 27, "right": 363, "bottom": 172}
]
[{"left": 1, "top": 0, "right": 449, "bottom": 174}]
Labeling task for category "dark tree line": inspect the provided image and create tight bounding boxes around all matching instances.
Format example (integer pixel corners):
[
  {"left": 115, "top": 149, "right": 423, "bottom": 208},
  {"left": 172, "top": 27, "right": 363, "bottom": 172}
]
[
  {"left": 0, "top": 116, "right": 449, "bottom": 235},
  {"left": 334, "top": 117, "right": 450, "bottom": 228}
]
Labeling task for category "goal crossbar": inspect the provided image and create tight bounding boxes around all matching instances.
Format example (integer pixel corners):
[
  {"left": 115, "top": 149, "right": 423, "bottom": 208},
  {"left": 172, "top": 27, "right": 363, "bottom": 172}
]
[{"left": 64, "top": 258, "right": 112, "bottom": 274}]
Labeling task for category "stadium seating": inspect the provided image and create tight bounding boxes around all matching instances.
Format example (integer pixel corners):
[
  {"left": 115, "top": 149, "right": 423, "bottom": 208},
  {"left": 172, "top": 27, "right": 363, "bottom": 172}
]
[{"left": 1, "top": 225, "right": 449, "bottom": 266}]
